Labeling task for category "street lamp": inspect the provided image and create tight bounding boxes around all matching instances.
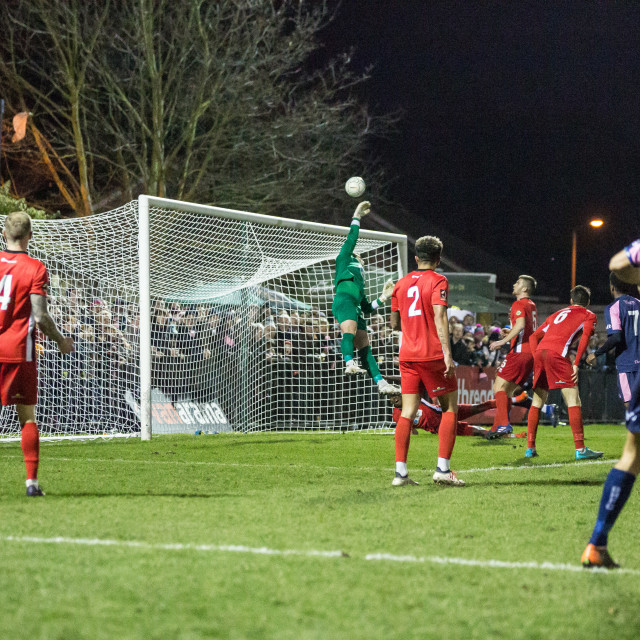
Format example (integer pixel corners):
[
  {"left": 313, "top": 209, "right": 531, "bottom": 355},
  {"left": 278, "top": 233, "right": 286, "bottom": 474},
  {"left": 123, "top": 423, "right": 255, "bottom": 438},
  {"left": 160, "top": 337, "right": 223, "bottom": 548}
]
[{"left": 571, "top": 218, "right": 604, "bottom": 289}]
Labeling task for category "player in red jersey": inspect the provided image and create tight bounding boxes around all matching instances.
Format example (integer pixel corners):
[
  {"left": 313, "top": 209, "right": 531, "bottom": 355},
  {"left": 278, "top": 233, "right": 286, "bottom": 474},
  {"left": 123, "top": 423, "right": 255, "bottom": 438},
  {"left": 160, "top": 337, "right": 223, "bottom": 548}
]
[
  {"left": 390, "top": 235, "right": 464, "bottom": 486},
  {"left": 0, "top": 212, "right": 74, "bottom": 496},
  {"left": 486, "top": 275, "right": 537, "bottom": 438},
  {"left": 526, "top": 285, "right": 602, "bottom": 460}
]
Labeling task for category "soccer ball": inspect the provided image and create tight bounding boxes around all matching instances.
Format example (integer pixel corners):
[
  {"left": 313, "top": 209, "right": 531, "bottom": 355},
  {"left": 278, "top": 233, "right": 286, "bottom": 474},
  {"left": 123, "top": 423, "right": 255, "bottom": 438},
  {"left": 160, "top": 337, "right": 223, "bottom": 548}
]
[{"left": 345, "top": 176, "right": 366, "bottom": 198}]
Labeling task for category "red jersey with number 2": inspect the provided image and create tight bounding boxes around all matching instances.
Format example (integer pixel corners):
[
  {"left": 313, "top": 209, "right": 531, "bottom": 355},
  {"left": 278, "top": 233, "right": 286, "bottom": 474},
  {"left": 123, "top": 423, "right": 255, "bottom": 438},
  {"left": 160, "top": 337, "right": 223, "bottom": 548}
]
[
  {"left": 391, "top": 269, "right": 448, "bottom": 362},
  {"left": 0, "top": 250, "right": 49, "bottom": 363},
  {"left": 536, "top": 305, "right": 597, "bottom": 357}
]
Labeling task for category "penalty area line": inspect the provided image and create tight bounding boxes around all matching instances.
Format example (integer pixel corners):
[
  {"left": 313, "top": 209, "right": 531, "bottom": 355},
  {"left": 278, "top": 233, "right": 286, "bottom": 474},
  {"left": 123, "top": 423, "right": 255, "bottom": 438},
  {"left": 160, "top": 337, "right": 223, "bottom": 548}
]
[{"left": 1, "top": 535, "right": 637, "bottom": 575}]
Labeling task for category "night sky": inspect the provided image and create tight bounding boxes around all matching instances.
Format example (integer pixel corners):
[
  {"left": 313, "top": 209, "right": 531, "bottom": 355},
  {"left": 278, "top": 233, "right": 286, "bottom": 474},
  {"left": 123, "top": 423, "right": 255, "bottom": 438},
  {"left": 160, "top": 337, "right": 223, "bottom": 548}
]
[{"left": 321, "top": 3, "right": 640, "bottom": 303}]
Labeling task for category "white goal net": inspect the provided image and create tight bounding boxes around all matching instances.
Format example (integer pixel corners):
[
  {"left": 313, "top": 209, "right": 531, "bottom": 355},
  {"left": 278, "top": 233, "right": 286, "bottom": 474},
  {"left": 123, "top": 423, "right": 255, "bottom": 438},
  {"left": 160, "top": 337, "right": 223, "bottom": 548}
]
[{"left": 0, "top": 197, "right": 407, "bottom": 438}]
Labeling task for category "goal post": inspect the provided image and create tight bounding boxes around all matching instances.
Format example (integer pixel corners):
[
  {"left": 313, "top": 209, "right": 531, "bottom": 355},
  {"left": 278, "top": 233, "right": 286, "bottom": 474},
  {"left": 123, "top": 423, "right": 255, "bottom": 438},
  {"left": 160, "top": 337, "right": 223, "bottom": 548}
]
[
  {"left": 0, "top": 197, "right": 407, "bottom": 440},
  {"left": 138, "top": 195, "right": 408, "bottom": 438}
]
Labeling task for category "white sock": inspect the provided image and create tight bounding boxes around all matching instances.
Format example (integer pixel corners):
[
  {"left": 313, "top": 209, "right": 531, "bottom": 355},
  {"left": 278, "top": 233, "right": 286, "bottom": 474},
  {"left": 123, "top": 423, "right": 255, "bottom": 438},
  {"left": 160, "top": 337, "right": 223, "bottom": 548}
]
[
  {"left": 437, "top": 457, "right": 450, "bottom": 472},
  {"left": 395, "top": 462, "right": 407, "bottom": 476},
  {"left": 26, "top": 479, "right": 39, "bottom": 488}
]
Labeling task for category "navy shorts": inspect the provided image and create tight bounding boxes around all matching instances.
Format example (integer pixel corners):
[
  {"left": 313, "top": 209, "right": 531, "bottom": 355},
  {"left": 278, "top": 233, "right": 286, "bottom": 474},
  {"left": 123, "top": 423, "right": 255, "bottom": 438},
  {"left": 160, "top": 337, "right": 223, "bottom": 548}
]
[
  {"left": 617, "top": 370, "right": 639, "bottom": 403},
  {"left": 626, "top": 372, "right": 640, "bottom": 433}
]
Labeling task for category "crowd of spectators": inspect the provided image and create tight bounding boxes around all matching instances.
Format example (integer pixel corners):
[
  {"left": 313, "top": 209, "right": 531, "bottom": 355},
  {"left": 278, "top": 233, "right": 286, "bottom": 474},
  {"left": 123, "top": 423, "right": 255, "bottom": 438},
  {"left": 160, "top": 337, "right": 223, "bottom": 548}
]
[{"left": 24, "top": 287, "right": 613, "bottom": 432}]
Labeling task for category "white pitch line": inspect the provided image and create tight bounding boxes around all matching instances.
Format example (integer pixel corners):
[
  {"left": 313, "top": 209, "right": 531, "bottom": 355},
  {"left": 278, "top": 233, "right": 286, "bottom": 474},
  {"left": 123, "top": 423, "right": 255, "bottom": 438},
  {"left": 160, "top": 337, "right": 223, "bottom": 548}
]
[
  {"left": 0, "top": 454, "right": 617, "bottom": 475},
  {"left": 1, "top": 535, "right": 637, "bottom": 575}
]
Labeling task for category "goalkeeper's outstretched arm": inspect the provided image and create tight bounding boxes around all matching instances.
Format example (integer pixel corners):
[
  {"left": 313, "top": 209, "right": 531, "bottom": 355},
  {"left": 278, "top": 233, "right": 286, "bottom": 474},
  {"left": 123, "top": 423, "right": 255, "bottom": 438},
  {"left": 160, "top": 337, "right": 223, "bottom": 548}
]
[{"left": 337, "top": 201, "right": 371, "bottom": 263}]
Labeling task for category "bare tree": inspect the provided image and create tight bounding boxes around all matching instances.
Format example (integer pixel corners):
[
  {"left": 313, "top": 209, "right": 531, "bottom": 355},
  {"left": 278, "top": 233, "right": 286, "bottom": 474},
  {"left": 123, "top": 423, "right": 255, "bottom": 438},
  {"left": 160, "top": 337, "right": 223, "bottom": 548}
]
[{"left": 0, "top": 0, "right": 398, "bottom": 220}]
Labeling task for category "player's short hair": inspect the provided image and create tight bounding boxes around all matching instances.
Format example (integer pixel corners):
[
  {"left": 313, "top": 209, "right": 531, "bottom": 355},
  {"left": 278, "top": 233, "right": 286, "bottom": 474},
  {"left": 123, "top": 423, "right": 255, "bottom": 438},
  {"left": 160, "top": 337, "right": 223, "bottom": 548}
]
[
  {"left": 415, "top": 235, "right": 443, "bottom": 263},
  {"left": 570, "top": 285, "right": 591, "bottom": 307},
  {"left": 609, "top": 271, "right": 638, "bottom": 297},
  {"left": 518, "top": 275, "right": 537, "bottom": 294},
  {"left": 4, "top": 211, "right": 32, "bottom": 241}
]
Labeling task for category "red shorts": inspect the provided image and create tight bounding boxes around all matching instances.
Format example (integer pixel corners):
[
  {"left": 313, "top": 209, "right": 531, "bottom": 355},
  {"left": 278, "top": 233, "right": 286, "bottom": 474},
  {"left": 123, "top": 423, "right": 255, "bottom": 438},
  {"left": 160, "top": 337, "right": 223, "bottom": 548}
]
[
  {"left": 0, "top": 361, "right": 38, "bottom": 406},
  {"left": 496, "top": 351, "right": 534, "bottom": 386},
  {"left": 400, "top": 360, "right": 458, "bottom": 397},
  {"left": 532, "top": 349, "right": 575, "bottom": 390}
]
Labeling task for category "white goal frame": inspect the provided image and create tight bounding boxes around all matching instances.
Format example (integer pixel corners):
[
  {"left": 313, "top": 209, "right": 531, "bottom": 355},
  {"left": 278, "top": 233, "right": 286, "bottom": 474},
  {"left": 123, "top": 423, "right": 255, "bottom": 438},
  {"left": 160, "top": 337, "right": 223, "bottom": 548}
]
[{"left": 138, "top": 195, "right": 408, "bottom": 440}]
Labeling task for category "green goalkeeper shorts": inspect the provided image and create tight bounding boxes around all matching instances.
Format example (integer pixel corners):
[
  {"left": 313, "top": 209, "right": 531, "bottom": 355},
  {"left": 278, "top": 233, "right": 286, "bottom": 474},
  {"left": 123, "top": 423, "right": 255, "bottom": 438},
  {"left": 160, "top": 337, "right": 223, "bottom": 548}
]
[{"left": 332, "top": 283, "right": 367, "bottom": 331}]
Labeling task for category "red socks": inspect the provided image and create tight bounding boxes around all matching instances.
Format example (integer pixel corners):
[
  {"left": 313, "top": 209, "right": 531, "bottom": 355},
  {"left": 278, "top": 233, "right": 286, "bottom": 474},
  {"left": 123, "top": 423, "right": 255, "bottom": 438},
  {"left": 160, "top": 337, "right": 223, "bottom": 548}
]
[
  {"left": 21, "top": 421, "right": 39, "bottom": 480},
  {"left": 395, "top": 416, "right": 412, "bottom": 463},
  {"left": 438, "top": 411, "right": 457, "bottom": 459},
  {"left": 568, "top": 406, "right": 585, "bottom": 450},
  {"left": 527, "top": 406, "right": 540, "bottom": 449},
  {"left": 491, "top": 390, "right": 509, "bottom": 430}
]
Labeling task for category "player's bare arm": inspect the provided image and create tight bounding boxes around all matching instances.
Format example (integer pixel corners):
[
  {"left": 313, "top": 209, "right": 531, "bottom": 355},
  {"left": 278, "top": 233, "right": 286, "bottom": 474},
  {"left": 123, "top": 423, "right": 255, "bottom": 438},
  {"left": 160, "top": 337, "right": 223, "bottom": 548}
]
[
  {"left": 610, "top": 249, "right": 640, "bottom": 285},
  {"left": 433, "top": 304, "right": 455, "bottom": 376},
  {"left": 352, "top": 201, "right": 371, "bottom": 220},
  {"left": 30, "top": 294, "right": 74, "bottom": 354},
  {"left": 490, "top": 316, "right": 525, "bottom": 351},
  {"left": 389, "top": 309, "right": 401, "bottom": 331}
]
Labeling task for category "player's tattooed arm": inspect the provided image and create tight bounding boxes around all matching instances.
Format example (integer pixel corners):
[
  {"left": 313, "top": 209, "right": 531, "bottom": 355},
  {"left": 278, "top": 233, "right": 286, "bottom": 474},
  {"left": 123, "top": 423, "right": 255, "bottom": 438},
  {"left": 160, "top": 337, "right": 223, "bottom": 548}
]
[
  {"left": 31, "top": 294, "right": 75, "bottom": 354},
  {"left": 433, "top": 304, "right": 455, "bottom": 376},
  {"left": 389, "top": 310, "right": 401, "bottom": 330}
]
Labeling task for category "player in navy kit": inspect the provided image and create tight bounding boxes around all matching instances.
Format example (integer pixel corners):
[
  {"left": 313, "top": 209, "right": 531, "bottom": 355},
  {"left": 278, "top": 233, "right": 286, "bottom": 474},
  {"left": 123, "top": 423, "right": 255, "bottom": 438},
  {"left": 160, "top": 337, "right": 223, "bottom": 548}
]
[
  {"left": 582, "top": 239, "right": 640, "bottom": 569},
  {"left": 586, "top": 272, "right": 640, "bottom": 408}
]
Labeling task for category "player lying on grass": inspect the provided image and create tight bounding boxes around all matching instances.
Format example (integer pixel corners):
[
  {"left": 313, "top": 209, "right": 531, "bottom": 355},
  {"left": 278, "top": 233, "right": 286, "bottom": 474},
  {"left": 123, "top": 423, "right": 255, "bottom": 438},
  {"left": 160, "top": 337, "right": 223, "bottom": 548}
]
[
  {"left": 526, "top": 285, "right": 603, "bottom": 461},
  {"left": 332, "top": 200, "right": 399, "bottom": 395},
  {"left": 388, "top": 393, "right": 526, "bottom": 437},
  {"left": 582, "top": 238, "right": 640, "bottom": 569}
]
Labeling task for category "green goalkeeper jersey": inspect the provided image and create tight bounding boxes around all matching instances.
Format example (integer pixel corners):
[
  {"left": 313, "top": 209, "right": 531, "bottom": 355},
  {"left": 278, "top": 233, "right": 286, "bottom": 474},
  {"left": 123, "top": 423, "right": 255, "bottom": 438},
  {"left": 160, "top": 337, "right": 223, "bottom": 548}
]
[{"left": 334, "top": 219, "right": 374, "bottom": 313}]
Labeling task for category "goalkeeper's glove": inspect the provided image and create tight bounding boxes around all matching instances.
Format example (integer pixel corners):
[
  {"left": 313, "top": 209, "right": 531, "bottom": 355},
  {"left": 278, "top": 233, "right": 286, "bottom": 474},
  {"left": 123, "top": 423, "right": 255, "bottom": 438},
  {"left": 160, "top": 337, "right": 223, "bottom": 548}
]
[
  {"left": 378, "top": 279, "right": 395, "bottom": 303},
  {"left": 353, "top": 201, "right": 371, "bottom": 220}
]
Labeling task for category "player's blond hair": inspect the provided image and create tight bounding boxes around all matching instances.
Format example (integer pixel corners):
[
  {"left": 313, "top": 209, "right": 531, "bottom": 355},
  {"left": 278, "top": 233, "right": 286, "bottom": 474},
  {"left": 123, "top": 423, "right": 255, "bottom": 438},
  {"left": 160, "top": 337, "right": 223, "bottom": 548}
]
[
  {"left": 415, "top": 235, "right": 443, "bottom": 263},
  {"left": 4, "top": 211, "right": 32, "bottom": 241},
  {"left": 518, "top": 275, "right": 537, "bottom": 294}
]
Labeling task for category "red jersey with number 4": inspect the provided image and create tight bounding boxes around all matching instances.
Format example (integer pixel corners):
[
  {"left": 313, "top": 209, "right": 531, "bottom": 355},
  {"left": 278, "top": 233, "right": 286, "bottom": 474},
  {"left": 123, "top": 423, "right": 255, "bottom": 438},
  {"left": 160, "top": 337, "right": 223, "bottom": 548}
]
[
  {"left": 0, "top": 250, "right": 49, "bottom": 362},
  {"left": 535, "top": 305, "right": 597, "bottom": 357},
  {"left": 391, "top": 269, "right": 448, "bottom": 362},
  {"left": 510, "top": 298, "right": 537, "bottom": 353}
]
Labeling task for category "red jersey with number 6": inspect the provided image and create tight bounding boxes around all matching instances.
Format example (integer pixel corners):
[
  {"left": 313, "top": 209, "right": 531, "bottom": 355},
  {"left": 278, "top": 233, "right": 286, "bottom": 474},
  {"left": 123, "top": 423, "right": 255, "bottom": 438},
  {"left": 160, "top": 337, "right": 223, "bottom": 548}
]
[
  {"left": 391, "top": 269, "right": 448, "bottom": 362},
  {"left": 0, "top": 250, "right": 49, "bottom": 362},
  {"left": 535, "top": 305, "right": 597, "bottom": 357},
  {"left": 509, "top": 298, "right": 537, "bottom": 353}
]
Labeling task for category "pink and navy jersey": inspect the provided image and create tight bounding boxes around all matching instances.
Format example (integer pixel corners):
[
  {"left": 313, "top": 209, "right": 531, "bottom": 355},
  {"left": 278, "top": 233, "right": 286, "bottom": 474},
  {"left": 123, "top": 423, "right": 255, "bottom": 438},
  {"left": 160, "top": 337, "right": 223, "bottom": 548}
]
[
  {"left": 0, "top": 250, "right": 49, "bottom": 362},
  {"left": 605, "top": 294, "right": 640, "bottom": 372},
  {"left": 625, "top": 239, "right": 640, "bottom": 267}
]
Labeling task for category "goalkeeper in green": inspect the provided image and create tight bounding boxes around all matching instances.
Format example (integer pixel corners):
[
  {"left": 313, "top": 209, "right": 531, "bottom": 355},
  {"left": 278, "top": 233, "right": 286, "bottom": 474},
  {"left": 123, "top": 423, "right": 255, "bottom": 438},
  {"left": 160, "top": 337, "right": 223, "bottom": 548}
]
[{"left": 332, "top": 201, "right": 400, "bottom": 395}]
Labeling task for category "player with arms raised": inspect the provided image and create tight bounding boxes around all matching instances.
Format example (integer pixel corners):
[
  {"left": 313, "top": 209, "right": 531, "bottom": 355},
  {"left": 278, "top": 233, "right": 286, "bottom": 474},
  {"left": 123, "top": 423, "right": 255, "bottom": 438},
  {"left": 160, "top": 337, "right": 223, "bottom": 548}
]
[
  {"left": 390, "top": 235, "right": 464, "bottom": 486},
  {"left": 0, "top": 212, "right": 74, "bottom": 496},
  {"left": 332, "top": 201, "right": 399, "bottom": 394},
  {"left": 582, "top": 238, "right": 640, "bottom": 569},
  {"left": 526, "top": 285, "right": 602, "bottom": 460},
  {"left": 486, "top": 275, "right": 537, "bottom": 438}
]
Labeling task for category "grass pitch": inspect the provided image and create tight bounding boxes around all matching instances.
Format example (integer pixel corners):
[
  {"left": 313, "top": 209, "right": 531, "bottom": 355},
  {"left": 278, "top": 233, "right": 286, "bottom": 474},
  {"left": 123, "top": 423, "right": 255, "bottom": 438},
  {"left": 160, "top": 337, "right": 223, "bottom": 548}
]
[{"left": 1, "top": 424, "right": 639, "bottom": 639}]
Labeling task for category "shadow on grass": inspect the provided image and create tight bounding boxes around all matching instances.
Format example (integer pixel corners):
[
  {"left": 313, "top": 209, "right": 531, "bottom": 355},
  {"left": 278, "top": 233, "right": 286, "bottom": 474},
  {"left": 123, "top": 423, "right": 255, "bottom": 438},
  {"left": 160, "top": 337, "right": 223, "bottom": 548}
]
[
  {"left": 42, "top": 492, "right": 234, "bottom": 498},
  {"left": 467, "top": 478, "right": 603, "bottom": 487}
]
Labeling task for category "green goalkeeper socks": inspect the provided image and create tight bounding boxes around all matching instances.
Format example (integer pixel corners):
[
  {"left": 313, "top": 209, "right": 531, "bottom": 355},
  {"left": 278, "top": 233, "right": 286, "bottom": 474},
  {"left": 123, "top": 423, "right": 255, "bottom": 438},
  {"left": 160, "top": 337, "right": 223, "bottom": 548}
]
[
  {"left": 340, "top": 333, "right": 355, "bottom": 363},
  {"left": 358, "top": 346, "right": 383, "bottom": 383}
]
